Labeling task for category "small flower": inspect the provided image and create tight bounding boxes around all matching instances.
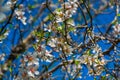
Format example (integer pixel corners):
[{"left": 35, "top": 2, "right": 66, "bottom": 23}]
[
  {"left": 28, "top": 70, "right": 35, "bottom": 77},
  {"left": 0, "top": 30, "right": 9, "bottom": 43},
  {"left": 62, "top": 1, "right": 78, "bottom": 15},
  {"left": 15, "top": 9, "right": 27, "bottom": 25},
  {"left": 55, "top": 11, "right": 65, "bottom": 22},
  {"left": 45, "top": 50, "right": 53, "bottom": 57},
  {"left": 21, "top": 17, "right": 27, "bottom": 25},
  {"left": 37, "top": 47, "right": 54, "bottom": 62},
  {"left": 26, "top": 56, "right": 39, "bottom": 66},
  {"left": 21, "top": 53, "right": 39, "bottom": 67},
  {"left": 114, "top": 24, "right": 120, "bottom": 34},
  {"left": 27, "top": 67, "right": 39, "bottom": 78},
  {"left": 0, "top": 53, "right": 5, "bottom": 61},
  {"left": 48, "top": 38, "right": 57, "bottom": 47}
]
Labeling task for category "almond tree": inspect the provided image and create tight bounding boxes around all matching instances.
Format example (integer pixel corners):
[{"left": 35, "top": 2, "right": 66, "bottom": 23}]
[{"left": 0, "top": 0, "right": 120, "bottom": 80}]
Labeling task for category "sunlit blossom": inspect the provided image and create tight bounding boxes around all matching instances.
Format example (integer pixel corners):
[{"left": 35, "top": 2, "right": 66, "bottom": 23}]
[
  {"left": 48, "top": 38, "right": 57, "bottom": 47},
  {"left": 27, "top": 67, "right": 39, "bottom": 78},
  {"left": 0, "top": 0, "right": 119, "bottom": 79},
  {"left": 37, "top": 49, "right": 54, "bottom": 62},
  {"left": 55, "top": 11, "right": 65, "bottom": 22},
  {"left": 0, "top": 53, "right": 5, "bottom": 61},
  {"left": 113, "top": 24, "right": 120, "bottom": 36},
  {"left": 15, "top": 9, "right": 27, "bottom": 25},
  {"left": 22, "top": 53, "right": 39, "bottom": 67}
]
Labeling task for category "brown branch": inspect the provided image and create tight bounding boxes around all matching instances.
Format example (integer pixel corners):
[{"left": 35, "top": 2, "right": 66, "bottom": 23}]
[
  {"left": 39, "top": 60, "right": 74, "bottom": 79},
  {"left": 102, "top": 39, "right": 120, "bottom": 55}
]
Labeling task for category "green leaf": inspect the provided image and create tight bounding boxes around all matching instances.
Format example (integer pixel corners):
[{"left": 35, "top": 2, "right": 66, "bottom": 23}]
[
  {"left": 68, "top": 27, "right": 75, "bottom": 32},
  {"left": 112, "top": 20, "right": 117, "bottom": 25},
  {"left": 57, "top": 26, "right": 63, "bottom": 31},
  {"left": 32, "top": 44, "right": 37, "bottom": 49},
  {"left": 16, "top": 55, "right": 20, "bottom": 59},
  {"left": 28, "top": 4, "right": 36, "bottom": 9},
  {"left": 101, "top": 76, "right": 106, "bottom": 80},
  {"left": 66, "top": 18, "right": 73, "bottom": 23},
  {"left": 117, "top": 13, "right": 120, "bottom": 16},
  {"left": 37, "top": 31, "right": 44, "bottom": 37},
  {"left": 48, "top": 14, "right": 54, "bottom": 20},
  {"left": 86, "top": 49, "right": 91, "bottom": 56},
  {"left": 56, "top": 8, "right": 62, "bottom": 12},
  {"left": 94, "top": 77, "right": 97, "bottom": 80},
  {"left": 80, "top": 0, "right": 83, "bottom": 3},
  {"left": 74, "top": 60, "right": 80, "bottom": 65},
  {"left": 9, "top": 67, "right": 12, "bottom": 73}
]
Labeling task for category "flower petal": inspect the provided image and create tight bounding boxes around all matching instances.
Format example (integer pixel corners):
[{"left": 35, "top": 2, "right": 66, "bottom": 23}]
[
  {"left": 28, "top": 71, "right": 35, "bottom": 77},
  {"left": 34, "top": 71, "right": 39, "bottom": 75}
]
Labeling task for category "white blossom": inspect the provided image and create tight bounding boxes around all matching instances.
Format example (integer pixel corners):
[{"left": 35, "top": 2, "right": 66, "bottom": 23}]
[
  {"left": 48, "top": 38, "right": 57, "bottom": 47},
  {"left": 15, "top": 9, "right": 27, "bottom": 25},
  {"left": 0, "top": 53, "right": 5, "bottom": 61},
  {"left": 28, "top": 71, "right": 35, "bottom": 77}
]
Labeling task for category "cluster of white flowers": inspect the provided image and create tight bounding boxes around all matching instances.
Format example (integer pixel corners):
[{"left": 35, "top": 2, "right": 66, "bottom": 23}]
[
  {"left": 43, "top": 24, "right": 52, "bottom": 32},
  {"left": 48, "top": 37, "right": 73, "bottom": 56},
  {"left": 65, "top": 0, "right": 78, "bottom": 15},
  {"left": 0, "top": 0, "right": 26, "bottom": 25},
  {"left": 19, "top": 52, "right": 39, "bottom": 78},
  {"left": 55, "top": 0, "right": 78, "bottom": 22},
  {"left": 15, "top": 4, "right": 27, "bottom": 25},
  {"left": 80, "top": 53, "right": 106, "bottom": 76},
  {"left": 36, "top": 45, "right": 54, "bottom": 62},
  {"left": 48, "top": 38, "right": 57, "bottom": 48},
  {"left": 0, "top": 0, "right": 18, "bottom": 23},
  {"left": 16, "top": 44, "right": 54, "bottom": 79},
  {"left": 62, "top": 62, "right": 82, "bottom": 78}
]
